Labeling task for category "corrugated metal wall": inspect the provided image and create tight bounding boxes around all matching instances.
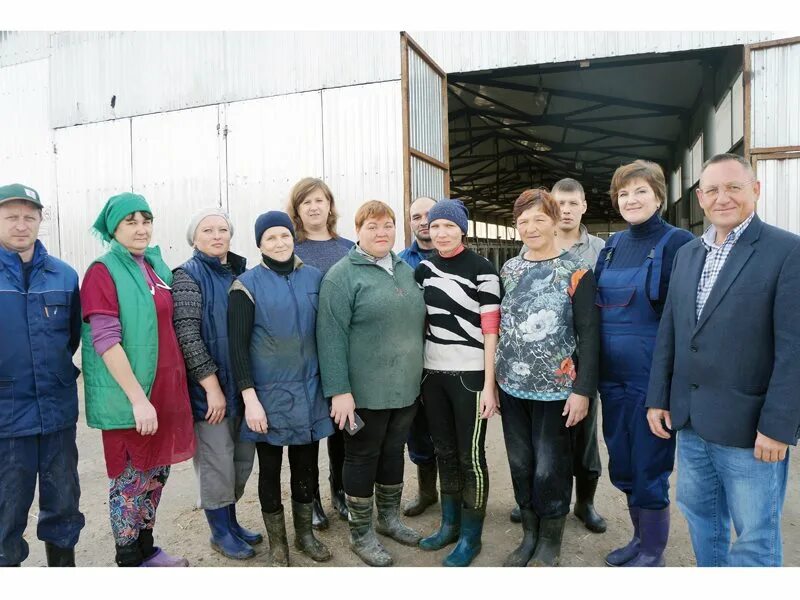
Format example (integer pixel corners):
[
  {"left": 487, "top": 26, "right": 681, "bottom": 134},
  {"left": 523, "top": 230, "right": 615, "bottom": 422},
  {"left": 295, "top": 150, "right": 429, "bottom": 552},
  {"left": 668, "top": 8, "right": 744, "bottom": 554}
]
[
  {"left": 409, "top": 51, "right": 444, "bottom": 163},
  {"left": 411, "top": 156, "right": 446, "bottom": 201},
  {"left": 758, "top": 158, "right": 800, "bottom": 234},
  {"left": 750, "top": 43, "right": 800, "bottom": 148},
  {"left": 0, "top": 31, "right": 53, "bottom": 67}
]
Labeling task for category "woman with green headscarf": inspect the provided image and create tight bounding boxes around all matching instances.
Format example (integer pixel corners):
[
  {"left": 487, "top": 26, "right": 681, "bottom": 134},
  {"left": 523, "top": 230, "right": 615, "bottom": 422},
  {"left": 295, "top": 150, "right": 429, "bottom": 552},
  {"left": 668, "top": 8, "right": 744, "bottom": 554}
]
[{"left": 80, "top": 193, "right": 196, "bottom": 567}]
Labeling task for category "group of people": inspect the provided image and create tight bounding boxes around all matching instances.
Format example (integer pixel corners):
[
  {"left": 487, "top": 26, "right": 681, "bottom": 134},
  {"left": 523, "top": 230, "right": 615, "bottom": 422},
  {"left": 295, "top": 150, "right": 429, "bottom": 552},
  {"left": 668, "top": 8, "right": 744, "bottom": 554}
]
[{"left": 1, "top": 152, "right": 798, "bottom": 569}]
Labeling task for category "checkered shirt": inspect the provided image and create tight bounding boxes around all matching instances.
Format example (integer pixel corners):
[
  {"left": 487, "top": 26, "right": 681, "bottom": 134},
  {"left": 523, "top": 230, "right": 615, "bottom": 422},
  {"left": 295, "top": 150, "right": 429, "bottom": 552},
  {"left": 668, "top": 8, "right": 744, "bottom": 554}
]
[{"left": 696, "top": 212, "right": 755, "bottom": 319}]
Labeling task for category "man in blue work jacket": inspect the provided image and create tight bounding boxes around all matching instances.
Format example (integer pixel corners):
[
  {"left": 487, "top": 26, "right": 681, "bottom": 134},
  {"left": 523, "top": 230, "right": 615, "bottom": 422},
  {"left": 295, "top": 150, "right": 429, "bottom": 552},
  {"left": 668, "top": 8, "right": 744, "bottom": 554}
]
[{"left": 0, "top": 183, "right": 84, "bottom": 567}]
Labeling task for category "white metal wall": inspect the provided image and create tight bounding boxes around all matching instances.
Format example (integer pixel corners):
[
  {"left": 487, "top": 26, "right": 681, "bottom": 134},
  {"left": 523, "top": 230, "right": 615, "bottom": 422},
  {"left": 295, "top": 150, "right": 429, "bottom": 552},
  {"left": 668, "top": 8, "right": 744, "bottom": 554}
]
[
  {"left": 758, "top": 158, "right": 800, "bottom": 234},
  {"left": 0, "top": 31, "right": 53, "bottom": 67},
  {"left": 750, "top": 43, "right": 800, "bottom": 148}
]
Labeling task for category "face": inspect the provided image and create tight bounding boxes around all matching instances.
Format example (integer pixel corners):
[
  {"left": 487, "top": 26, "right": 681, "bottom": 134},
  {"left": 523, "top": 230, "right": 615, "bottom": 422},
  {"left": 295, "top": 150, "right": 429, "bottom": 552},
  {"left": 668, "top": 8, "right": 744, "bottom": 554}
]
[
  {"left": 429, "top": 219, "right": 462, "bottom": 254},
  {"left": 409, "top": 197, "right": 436, "bottom": 242},
  {"left": 616, "top": 178, "right": 661, "bottom": 225},
  {"left": 298, "top": 188, "right": 331, "bottom": 231},
  {"left": 357, "top": 216, "right": 396, "bottom": 258},
  {"left": 113, "top": 211, "right": 152, "bottom": 255},
  {"left": 515, "top": 204, "right": 558, "bottom": 253},
  {"left": 0, "top": 200, "right": 42, "bottom": 255},
  {"left": 193, "top": 215, "right": 231, "bottom": 259},
  {"left": 697, "top": 160, "right": 759, "bottom": 232},
  {"left": 554, "top": 190, "right": 586, "bottom": 233},
  {"left": 259, "top": 226, "right": 294, "bottom": 262}
]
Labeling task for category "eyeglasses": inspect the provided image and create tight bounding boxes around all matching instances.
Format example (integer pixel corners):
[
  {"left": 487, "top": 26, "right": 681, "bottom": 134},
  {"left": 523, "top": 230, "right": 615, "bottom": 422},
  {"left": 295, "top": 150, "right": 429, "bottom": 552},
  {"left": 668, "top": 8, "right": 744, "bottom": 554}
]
[{"left": 698, "top": 180, "right": 755, "bottom": 201}]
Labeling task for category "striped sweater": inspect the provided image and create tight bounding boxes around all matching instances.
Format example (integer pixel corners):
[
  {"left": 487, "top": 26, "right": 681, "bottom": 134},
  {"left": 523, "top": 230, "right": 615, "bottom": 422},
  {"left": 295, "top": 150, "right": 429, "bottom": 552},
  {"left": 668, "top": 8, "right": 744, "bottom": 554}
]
[{"left": 415, "top": 247, "right": 501, "bottom": 372}]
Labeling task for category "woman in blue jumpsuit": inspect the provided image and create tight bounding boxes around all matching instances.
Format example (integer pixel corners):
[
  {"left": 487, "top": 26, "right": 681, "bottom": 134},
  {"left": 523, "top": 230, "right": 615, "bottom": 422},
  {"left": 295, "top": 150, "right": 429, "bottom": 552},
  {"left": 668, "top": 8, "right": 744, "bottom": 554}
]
[{"left": 594, "top": 160, "right": 693, "bottom": 567}]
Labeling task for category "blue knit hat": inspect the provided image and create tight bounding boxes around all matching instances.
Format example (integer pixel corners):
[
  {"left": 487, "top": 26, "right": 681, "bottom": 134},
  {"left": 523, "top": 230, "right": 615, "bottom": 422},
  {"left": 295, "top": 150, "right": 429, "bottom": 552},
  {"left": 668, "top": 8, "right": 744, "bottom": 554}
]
[
  {"left": 427, "top": 199, "right": 469, "bottom": 234},
  {"left": 254, "top": 211, "right": 295, "bottom": 246}
]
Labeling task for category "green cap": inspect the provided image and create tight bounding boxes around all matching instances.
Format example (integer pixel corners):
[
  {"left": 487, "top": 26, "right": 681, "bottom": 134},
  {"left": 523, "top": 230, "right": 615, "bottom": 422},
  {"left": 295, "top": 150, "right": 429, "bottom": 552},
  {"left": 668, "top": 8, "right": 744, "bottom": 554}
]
[{"left": 0, "top": 183, "right": 43, "bottom": 209}]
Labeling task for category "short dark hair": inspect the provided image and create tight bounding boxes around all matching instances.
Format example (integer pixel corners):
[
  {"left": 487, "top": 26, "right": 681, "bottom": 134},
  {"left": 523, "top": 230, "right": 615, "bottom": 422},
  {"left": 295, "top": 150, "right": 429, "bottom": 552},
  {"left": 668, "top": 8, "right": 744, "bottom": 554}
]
[
  {"left": 609, "top": 160, "right": 666, "bottom": 211},
  {"left": 513, "top": 188, "right": 560, "bottom": 223},
  {"left": 552, "top": 178, "right": 585, "bottom": 199},
  {"left": 700, "top": 153, "right": 754, "bottom": 178}
]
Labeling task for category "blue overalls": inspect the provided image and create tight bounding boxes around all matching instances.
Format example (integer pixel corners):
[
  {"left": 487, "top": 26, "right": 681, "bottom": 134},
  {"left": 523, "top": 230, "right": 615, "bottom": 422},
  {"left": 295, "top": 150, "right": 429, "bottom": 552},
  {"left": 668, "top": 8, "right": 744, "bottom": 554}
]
[{"left": 596, "top": 228, "right": 678, "bottom": 510}]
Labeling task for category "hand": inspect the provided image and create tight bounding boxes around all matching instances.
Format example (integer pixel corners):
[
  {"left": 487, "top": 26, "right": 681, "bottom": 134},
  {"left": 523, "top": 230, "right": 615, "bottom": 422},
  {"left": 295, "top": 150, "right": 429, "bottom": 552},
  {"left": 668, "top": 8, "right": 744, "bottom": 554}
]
[
  {"left": 647, "top": 408, "right": 672, "bottom": 439},
  {"left": 563, "top": 393, "right": 589, "bottom": 427},
  {"left": 242, "top": 388, "right": 268, "bottom": 434},
  {"left": 479, "top": 384, "right": 499, "bottom": 419},
  {"left": 204, "top": 387, "right": 227, "bottom": 425},
  {"left": 132, "top": 396, "right": 158, "bottom": 436},
  {"left": 754, "top": 431, "right": 788, "bottom": 463},
  {"left": 331, "top": 393, "right": 356, "bottom": 431}
]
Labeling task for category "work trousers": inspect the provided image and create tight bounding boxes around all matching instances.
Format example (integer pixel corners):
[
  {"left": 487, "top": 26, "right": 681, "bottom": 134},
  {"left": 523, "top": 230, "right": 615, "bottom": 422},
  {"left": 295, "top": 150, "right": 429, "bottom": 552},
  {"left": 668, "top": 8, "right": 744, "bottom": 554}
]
[{"left": 193, "top": 417, "right": 255, "bottom": 510}]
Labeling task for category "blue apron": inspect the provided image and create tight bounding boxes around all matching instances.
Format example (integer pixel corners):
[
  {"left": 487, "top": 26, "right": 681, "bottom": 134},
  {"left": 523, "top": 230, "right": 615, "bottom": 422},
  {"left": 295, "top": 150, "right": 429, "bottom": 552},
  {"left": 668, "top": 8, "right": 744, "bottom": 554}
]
[{"left": 596, "top": 228, "right": 678, "bottom": 509}]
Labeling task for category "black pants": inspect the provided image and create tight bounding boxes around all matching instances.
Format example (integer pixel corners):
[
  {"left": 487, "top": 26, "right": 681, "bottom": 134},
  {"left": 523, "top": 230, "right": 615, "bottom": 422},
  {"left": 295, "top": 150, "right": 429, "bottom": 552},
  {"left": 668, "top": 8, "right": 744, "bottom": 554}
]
[
  {"left": 327, "top": 429, "right": 345, "bottom": 490},
  {"left": 342, "top": 403, "right": 418, "bottom": 498},
  {"left": 572, "top": 394, "right": 602, "bottom": 482},
  {"left": 500, "top": 390, "right": 574, "bottom": 519},
  {"left": 422, "top": 371, "right": 488, "bottom": 510},
  {"left": 406, "top": 395, "right": 436, "bottom": 465},
  {"left": 256, "top": 441, "right": 319, "bottom": 514}
]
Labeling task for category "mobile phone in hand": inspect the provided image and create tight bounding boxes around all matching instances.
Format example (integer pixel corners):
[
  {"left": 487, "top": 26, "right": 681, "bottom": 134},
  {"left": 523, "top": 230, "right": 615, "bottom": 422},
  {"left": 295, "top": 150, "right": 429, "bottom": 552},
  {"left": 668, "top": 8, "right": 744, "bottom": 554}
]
[{"left": 344, "top": 412, "right": 365, "bottom": 436}]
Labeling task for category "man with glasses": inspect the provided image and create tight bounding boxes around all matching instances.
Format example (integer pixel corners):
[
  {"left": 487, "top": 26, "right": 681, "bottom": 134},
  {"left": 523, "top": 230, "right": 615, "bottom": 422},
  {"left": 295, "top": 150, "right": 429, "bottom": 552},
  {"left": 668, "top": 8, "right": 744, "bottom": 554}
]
[{"left": 645, "top": 153, "right": 800, "bottom": 566}]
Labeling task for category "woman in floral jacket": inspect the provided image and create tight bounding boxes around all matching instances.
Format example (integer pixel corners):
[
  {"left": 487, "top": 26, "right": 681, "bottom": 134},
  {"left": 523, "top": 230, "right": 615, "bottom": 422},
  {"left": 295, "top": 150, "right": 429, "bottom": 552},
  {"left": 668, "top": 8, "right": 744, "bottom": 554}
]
[{"left": 496, "top": 188, "right": 599, "bottom": 568}]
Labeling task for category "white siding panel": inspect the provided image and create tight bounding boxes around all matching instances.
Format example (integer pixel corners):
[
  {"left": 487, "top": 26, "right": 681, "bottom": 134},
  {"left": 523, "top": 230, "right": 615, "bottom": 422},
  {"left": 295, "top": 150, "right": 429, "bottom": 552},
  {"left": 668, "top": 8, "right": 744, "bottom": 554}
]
[
  {"left": 225, "top": 92, "right": 324, "bottom": 267},
  {"left": 732, "top": 72, "right": 744, "bottom": 143},
  {"left": 411, "top": 156, "right": 446, "bottom": 201},
  {"left": 714, "top": 90, "right": 733, "bottom": 154},
  {"left": 750, "top": 42, "right": 800, "bottom": 148},
  {"left": 758, "top": 157, "right": 800, "bottom": 234},
  {"left": 130, "top": 106, "right": 222, "bottom": 269},
  {"left": 54, "top": 119, "right": 132, "bottom": 278},
  {"left": 322, "top": 81, "right": 404, "bottom": 249},
  {"left": 409, "top": 51, "right": 445, "bottom": 162},
  {"left": 0, "top": 31, "right": 53, "bottom": 67}
]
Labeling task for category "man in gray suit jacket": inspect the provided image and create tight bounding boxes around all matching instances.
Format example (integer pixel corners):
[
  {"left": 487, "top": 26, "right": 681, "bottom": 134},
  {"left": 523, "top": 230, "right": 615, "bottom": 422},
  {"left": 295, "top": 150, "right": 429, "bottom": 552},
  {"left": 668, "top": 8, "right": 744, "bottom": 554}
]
[{"left": 645, "top": 153, "right": 800, "bottom": 567}]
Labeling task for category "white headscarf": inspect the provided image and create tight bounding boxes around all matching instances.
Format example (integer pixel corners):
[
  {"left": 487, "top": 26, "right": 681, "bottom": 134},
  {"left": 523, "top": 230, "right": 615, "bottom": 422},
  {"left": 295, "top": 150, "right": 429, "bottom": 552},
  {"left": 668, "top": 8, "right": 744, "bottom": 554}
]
[{"left": 186, "top": 207, "right": 234, "bottom": 247}]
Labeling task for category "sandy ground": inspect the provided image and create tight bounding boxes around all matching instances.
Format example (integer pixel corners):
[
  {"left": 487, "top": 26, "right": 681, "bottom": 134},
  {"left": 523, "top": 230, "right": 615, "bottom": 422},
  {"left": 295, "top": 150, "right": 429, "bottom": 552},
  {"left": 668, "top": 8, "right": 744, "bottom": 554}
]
[{"left": 19, "top": 383, "right": 800, "bottom": 568}]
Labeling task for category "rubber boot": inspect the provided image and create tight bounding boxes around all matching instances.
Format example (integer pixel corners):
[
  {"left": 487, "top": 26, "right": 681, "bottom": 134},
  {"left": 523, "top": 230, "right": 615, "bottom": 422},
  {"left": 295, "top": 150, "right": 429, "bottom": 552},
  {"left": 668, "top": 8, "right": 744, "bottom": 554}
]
[
  {"left": 229, "top": 503, "right": 263, "bottom": 545},
  {"left": 115, "top": 543, "right": 143, "bottom": 567},
  {"left": 403, "top": 462, "right": 439, "bottom": 517},
  {"left": 311, "top": 486, "right": 330, "bottom": 531},
  {"left": 573, "top": 476, "right": 607, "bottom": 533},
  {"left": 205, "top": 506, "right": 255, "bottom": 560},
  {"left": 346, "top": 494, "right": 393, "bottom": 567},
  {"left": 442, "top": 507, "right": 484, "bottom": 567},
  {"left": 528, "top": 516, "right": 566, "bottom": 567},
  {"left": 510, "top": 505, "right": 521, "bottom": 523},
  {"left": 45, "top": 543, "right": 76, "bottom": 567},
  {"left": 503, "top": 508, "right": 539, "bottom": 567},
  {"left": 419, "top": 493, "right": 461, "bottom": 551},
  {"left": 605, "top": 506, "right": 640, "bottom": 566},
  {"left": 623, "top": 507, "right": 669, "bottom": 567},
  {"left": 261, "top": 507, "right": 290, "bottom": 567},
  {"left": 374, "top": 482, "right": 422, "bottom": 546},
  {"left": 291, "top": 500, "right": 332, "bottom": 562},
  {"left": 330, "top": 476, "right": 349, "bottom": 520}
]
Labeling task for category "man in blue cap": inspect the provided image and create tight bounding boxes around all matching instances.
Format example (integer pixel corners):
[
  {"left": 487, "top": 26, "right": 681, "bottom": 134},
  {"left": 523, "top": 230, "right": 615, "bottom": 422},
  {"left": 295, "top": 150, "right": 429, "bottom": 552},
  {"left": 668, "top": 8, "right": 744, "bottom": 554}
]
[{"left": 0, "top": 183, "right": 84, "bottom": 567}]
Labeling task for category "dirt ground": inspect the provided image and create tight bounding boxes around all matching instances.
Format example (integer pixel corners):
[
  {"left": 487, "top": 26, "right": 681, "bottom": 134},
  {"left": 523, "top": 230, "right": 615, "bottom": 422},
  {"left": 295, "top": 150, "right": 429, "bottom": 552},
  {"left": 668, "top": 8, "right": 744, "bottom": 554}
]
[{"left": 19, "top": 382, "right": 800, "bottom": 568}]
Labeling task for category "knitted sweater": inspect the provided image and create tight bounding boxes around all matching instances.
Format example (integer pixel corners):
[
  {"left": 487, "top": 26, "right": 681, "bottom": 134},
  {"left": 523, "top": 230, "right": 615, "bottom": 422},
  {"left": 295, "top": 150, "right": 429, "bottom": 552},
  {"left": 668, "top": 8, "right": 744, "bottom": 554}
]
[{"left": 294, "top": 237, "right": 354, "bottom": 275}]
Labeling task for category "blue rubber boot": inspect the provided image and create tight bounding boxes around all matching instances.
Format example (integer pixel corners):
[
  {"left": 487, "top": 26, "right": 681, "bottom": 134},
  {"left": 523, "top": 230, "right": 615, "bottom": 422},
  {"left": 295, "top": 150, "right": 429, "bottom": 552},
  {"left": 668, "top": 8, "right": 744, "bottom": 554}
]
[
  {"left": 229, "top": 504, "right": 263, "bottom": 545},
  {"left": 419, "top": 493, "right": 461, "bottom": 551},
  {"left": 623, "top": 507, "right": 669, "bottom": 567},
  {"left": 205, "top": 507, "right": 256, "bottom": 560},
  {"left": 605, "top": 506, "right": 640, "bottom": 566},
  {"left": 442, "top": 507, "right": 484, "bottom": 567}
]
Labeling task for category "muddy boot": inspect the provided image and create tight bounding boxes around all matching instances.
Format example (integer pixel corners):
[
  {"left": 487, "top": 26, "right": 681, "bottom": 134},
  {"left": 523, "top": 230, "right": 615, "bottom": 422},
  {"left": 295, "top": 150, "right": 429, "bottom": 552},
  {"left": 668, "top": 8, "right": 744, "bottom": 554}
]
[
  {"left": 330, "top": 480, "right": 349, "bottom": 520},
  {"left": 605, "top": 506, "right": 640, "bottom": 566},
  {"left": 623, "top": 507, "right": 669, "bottom": 567},
  {"left": 419, "top": 493, "right": 461, "bottom": 551},
  {"left": 229, "top": 503, "right": 263, "bottom": 545},
  {"left": 573, "top": 476, "right": 607, "bottom": 533},
  {"left": 205, "top": 506, "right": 255, "bottom": 560},
  {"left": 311, "top": 487, "right": 329, "bottom": 531},
  {"left": 346, "top": 494, "right": 393, "bottom": 567},
  {"left": 510, "top": 505, "right": 522, "bottom": 523},
  {"left": 261, "top": 507, "right": 290, "bottom": 567},
  {"left": 292, "top": 500, "right": 332, "bottom": 562},
  {"left": 375, "top": 482, "right": 422, "bottom": 546},
  {"left": 528, "top": 516, "right": 566, "bottom": 567},
  {"left": 45, "top": 543, "right": 76, "bottom": 567},
  {"left": 503, "top": 508, "right": 539, "bottom": 567},
  {"left": 403, "top": 462, "right": 439, "bottom": 517},
  {"left": 443, "top": 507, "right": 484, "bottom": 567}
]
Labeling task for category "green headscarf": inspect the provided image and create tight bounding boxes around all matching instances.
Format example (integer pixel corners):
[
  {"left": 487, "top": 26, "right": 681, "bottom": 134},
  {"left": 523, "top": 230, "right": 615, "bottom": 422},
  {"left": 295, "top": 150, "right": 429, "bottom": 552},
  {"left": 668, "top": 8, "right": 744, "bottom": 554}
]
[{"left": 92, "top": 192, "right": 152, "bottom": 243}]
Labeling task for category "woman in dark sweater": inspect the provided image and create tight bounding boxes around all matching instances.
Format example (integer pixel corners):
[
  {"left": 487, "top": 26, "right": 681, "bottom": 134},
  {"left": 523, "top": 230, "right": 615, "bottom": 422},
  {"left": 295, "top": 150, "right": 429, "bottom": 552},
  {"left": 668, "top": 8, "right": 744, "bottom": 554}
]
[
  {"left": 287, "top": 177, "right": 354, "bottom": 528},
  {"left": 595, "top": 160, "right": 694, "bottom": 568},
  {"left": 227, "top": 211, "right": 334, "bottom": 567}
]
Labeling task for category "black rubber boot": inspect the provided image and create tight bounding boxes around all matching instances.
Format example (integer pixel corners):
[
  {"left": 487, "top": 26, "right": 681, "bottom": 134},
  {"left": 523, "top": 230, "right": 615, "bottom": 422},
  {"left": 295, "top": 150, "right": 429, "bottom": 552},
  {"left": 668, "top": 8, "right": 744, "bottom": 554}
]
[
  {"left": 261, "top": 507, "right": 290, "bottom": 567},
  {"left": 510, "top": 505, "right": 521, "bottom": 523},
  {"left": 346, "top": 494, "right": 393, "bottom": 567},
  {"left": 45, "top": 543, "right": 76, "bottom": 567},
  {"left": 573, "top": 477, "right": 607, "bottom": 533},
  {"left": 503, "top": 508, "right": 539, "bottom": 567},
  {"left": 292, "top": 500, "right": 332, "bottom": 562},
  {"left": 528, "top": 516, "right": 567, "bottom": 567},
  {"left": 311, "top": 486, "right": 329, "bottom": 531},
  {"left": 403, "top": 462, "right": 439, "bottom": 517},
  {"left": 115, "top": 542, "right": 144, "bottom": 567},
  {"left": 375, "top": 482, "right": 422, "bottom": 546}
]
